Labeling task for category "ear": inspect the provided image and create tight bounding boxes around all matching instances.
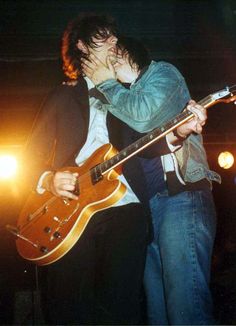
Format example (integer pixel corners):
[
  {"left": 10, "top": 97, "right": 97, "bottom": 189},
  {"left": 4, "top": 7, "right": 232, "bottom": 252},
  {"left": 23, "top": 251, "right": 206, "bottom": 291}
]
[{"left": 76, "top": 40, "right": 88, "bottom": 54}]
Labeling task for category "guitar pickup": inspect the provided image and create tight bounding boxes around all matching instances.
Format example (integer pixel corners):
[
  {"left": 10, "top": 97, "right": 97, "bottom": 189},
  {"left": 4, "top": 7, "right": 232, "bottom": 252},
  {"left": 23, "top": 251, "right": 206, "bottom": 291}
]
[{"left": 90, "top": 165, "right": 103, "bottom": 185}]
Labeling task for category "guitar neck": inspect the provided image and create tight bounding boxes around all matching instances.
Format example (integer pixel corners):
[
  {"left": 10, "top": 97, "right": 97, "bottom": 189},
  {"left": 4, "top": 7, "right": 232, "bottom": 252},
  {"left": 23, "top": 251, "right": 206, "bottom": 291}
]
[{"left": 94, "top": 93, "right": 217, "bottom": 175}]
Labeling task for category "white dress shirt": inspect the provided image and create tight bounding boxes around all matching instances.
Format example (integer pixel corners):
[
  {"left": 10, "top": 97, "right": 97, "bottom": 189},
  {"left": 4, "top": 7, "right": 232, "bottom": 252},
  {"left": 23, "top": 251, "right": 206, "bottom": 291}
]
[{"left": 75, "top": 77, "right": 139, "bottom": 206}]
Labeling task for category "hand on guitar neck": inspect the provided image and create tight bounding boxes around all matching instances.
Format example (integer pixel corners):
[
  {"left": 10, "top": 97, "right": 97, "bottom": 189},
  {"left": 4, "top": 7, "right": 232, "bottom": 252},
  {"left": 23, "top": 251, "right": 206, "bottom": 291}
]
[{"left": 167, "top": 99, "right": 207, "bottom": 143}]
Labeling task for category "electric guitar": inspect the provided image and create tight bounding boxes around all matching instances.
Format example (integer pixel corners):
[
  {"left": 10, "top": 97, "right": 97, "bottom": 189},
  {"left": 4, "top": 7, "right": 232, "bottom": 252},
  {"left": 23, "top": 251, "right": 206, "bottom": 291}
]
[{"left": 12, "top": 86, "right": 236, "bottom": 265}]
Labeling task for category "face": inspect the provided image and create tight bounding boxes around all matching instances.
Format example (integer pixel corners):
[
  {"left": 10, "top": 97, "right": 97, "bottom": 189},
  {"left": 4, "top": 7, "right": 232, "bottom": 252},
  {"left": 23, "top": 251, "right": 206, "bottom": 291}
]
[
  {"left": 77, "top": 30, "right": 118, "bottom": 66},
  {"left": 114, "top": 49, "right": 139, "bottom": 83}
]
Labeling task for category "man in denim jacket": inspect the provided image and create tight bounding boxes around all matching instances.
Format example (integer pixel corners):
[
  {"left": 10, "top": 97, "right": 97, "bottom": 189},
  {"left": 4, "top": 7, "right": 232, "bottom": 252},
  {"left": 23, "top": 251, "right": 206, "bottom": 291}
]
[{"left": 82, "top": 37, "right": 221, "bottom": 325}]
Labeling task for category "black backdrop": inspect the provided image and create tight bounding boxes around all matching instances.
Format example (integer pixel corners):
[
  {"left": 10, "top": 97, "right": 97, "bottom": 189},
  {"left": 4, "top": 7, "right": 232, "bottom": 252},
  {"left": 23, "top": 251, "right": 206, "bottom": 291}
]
[{"left": 0, "top": 1, "right": 236, "bottom": 324}]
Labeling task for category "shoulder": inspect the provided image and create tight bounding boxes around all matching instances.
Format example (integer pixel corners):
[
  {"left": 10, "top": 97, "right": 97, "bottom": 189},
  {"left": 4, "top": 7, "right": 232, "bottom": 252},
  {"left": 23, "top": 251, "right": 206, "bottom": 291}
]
[
  {"left": 43, "top": 77, "right": 88, "bottom": 106},
  {"left": 42, "top": 84, "right": 74, "bottom": 104},
  {"left": 48, "top": 76, "right": 87, "bottom": 97},
  {"left": 135, "top": 61, "right": 184, "bottom": 88},
  {"left": 149, "top": 61, "right": 185, "bottom": 80}
]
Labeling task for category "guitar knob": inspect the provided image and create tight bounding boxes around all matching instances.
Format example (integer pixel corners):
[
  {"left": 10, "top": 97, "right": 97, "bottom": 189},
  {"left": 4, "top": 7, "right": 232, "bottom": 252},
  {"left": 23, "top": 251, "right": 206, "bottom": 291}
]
[
  {"left": 44, "top": 226, "right": 51, "bottom": 233},
  {"left": 53, "top": 231, "right": 61, "bottom": 239},
  {"left": 40, "top": 246, "right": 48, "bottom": 253}
]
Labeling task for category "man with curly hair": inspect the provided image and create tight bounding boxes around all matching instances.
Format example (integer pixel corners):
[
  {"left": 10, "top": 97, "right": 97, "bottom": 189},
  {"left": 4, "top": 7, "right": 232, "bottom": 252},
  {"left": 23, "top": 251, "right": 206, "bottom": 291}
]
[{"left": 23, "top": 13, "right": 153, "bottom": 325}]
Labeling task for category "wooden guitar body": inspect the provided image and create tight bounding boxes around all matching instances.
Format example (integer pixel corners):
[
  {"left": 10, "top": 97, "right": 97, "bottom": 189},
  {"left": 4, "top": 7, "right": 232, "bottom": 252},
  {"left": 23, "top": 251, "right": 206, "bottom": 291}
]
[{"left": 16, "top": 143, "right": 126, "bottom": 265}]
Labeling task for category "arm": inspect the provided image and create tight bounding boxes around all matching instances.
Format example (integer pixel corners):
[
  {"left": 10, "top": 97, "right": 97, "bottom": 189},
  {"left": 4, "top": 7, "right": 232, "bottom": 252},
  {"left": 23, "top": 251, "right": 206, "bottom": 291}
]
[
  {"left": 82, "top": 57, "right": 206, "bottom": 143},
  {"left": 82, "top": 57, "right": 190, "bottom": 132},
  {"left": 132, "top": 99, "right": 206, "bottom": 159},
  {"left": 22, "top": 90, "right": 58, "bottom": 192},
  {"left": 98, "top": 74, "right": 191, "bottom": 133},
  {"left": 22, "top": 85, "right": 86, "bottom": 200},
  {"left": 100, "top": 77, "right": 182, "bottom": 132}
]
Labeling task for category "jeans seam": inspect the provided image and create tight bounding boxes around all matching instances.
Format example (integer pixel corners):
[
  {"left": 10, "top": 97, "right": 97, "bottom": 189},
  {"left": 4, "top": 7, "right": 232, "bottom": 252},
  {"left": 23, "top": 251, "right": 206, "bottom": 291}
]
[{"left": 190, "top": 191, "right": 206, "bottom": 325}]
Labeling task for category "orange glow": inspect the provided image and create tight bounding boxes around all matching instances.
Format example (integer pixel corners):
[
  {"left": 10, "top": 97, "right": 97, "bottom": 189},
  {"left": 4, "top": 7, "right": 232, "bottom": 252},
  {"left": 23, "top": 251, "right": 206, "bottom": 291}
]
[
  {"left": 218, "top": 151, "right": 234, "bottom": 169},
  {"left": 0, "top": 154, "right": 18, "bottom": 179}
]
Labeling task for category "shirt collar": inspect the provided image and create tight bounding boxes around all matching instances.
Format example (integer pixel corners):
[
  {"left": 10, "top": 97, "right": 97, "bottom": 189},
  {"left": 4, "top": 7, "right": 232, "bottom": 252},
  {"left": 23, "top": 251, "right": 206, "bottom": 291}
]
[{"left": 84, "top": 76, "right": 95, "bottom": 91}]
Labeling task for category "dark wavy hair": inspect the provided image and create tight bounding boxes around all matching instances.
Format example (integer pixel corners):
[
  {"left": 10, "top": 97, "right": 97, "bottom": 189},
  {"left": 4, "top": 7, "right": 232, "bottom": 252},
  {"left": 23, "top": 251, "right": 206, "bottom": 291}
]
[
  {"left": 117, "top": 36, "right": 151, "bottom": 72},
  {"left": 61, "top": 13, "right": 117, "bottom": 80}
]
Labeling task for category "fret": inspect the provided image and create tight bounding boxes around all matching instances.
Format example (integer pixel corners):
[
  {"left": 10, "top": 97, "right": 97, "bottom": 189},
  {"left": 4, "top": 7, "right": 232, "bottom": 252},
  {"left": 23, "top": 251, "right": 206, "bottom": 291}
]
[{"left": 198, "top": 95, "right": 214, "bottom": 108}]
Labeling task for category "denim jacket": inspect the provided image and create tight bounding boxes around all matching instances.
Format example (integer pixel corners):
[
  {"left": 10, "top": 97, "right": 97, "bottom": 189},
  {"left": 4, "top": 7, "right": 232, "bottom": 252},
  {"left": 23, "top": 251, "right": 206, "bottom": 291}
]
[{"left": 97, "top": 61, "right": 221, "bottom": 185}]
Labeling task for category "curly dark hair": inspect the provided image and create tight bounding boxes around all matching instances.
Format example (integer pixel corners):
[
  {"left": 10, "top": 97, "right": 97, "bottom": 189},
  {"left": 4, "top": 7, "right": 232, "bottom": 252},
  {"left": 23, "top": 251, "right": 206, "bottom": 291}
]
[{"left": 61, "top": 13, "right": 117, "bottom": 80}]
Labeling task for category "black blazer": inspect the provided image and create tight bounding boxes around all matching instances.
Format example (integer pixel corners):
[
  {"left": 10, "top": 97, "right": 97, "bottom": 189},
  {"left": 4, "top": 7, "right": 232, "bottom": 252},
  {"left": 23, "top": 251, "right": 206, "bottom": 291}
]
[{"left": 23, "top": 77, "right": 170, "bottom": 206}]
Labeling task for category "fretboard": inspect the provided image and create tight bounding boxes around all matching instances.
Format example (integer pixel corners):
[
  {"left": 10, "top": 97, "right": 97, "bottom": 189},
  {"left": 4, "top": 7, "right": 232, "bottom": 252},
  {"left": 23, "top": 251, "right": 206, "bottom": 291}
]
[{"left": 92, "top": 93, "right": 216, "bottom": 176}]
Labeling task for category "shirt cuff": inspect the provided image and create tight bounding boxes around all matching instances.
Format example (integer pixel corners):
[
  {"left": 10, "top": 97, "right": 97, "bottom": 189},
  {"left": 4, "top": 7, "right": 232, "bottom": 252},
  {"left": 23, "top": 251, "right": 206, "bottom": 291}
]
[
  {"left": 36, "top": 171, "right": 51, "bottom": 194},
  {"left": 166, "top": 136, "right": 181, "bottom": 152}
]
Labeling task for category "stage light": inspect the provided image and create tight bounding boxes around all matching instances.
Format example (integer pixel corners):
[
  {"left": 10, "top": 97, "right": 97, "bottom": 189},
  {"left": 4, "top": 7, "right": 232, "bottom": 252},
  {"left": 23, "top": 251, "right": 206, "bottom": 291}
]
[
  {"left": 0, "top": 154, "right": 18, "bottom": 179},
  {"left": 218, "top": 151, "right": 234, "bottom": 169}
]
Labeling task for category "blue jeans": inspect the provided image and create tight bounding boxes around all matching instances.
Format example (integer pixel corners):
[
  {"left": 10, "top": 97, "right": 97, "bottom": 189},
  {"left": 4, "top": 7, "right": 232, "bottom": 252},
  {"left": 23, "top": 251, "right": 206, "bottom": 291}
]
[{"left": 144, "top": 189, "right": 216, "bottom": 325}]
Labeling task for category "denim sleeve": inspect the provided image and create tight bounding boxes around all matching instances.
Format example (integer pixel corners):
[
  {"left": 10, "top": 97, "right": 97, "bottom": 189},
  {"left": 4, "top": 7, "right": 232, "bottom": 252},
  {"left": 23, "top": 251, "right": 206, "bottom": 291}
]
[{"left": 97, "top": 62, "right": 190, "bottom": 133}]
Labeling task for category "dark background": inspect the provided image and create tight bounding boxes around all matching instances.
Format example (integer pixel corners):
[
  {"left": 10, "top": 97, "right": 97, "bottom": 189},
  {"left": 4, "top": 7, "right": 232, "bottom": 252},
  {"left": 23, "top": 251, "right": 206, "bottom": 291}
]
[{"left": 0, "top": 0, "right": 236, "bottom": 324}]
